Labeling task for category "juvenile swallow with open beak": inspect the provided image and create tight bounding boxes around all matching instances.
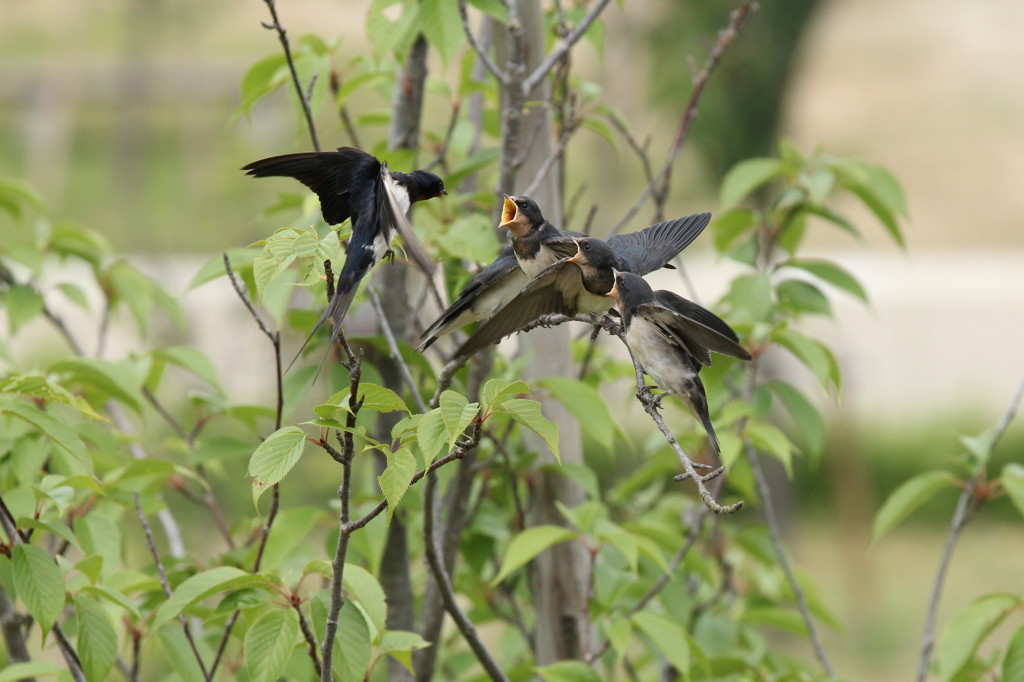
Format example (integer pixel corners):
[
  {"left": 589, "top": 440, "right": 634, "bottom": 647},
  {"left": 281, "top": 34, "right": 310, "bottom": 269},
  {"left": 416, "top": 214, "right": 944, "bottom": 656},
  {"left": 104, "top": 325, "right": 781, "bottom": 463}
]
[
  {"left": 452, "top": 212, "right": 712, "bottom": 356},
  {"left": 243, "top": 146, "right": 446, "bottom": 368},
  {"left": 608, "top": 270, "right": 751, "bottom": 453}
]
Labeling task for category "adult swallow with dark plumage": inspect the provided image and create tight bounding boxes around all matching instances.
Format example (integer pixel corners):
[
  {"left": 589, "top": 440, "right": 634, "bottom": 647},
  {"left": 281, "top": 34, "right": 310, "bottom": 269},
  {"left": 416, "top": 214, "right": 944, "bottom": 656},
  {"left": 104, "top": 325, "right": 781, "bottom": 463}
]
[
  {"left": 608, "top": 270, "right": 751, "bottom": 453},
  {"left": 452, "top": 212, "right": 712, "bottom": 356},
  {"left": 417, "top": 195, "right": 582, "bottom": 350},
  {"left": 243, "top": 146, "right": 446, "bottom": 367}
]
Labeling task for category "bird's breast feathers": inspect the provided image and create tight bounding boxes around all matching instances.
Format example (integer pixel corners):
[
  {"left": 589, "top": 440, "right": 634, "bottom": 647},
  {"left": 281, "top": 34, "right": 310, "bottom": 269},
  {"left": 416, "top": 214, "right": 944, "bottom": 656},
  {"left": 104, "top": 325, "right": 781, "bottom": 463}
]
[{"left": 627, "top": 317, "right": 694, "bottom": 392}]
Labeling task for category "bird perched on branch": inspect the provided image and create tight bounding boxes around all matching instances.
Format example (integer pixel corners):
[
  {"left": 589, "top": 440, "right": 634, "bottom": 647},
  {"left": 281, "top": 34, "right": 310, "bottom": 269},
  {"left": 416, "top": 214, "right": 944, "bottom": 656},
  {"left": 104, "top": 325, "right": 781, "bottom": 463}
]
[
  {"left": 243, "top": 146, "right": 446, "bottom": 368},
  {"left": 608, "top": 270, "right": 751, "bottom": 453},
  {"left": 417, "top": 195, "right": 582, "bottom": 350},
  {"left": 451, "top": 212, "right": 712, "bottom": 357}
]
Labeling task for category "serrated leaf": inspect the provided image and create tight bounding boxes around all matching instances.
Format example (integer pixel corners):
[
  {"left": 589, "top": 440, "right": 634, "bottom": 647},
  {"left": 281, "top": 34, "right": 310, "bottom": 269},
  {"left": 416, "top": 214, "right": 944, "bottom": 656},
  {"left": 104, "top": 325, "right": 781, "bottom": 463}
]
[
  {"left": 48, "top": 357, "right": 143, "bottom": 414},
  {"left": 745, "top": 420, "right": 793, "bottom": 475},
  {"left": 380, "top": 630, "right": 430, "bottom": 673},
  {"left": 1002, "top": 624, "right": 1024, "bottom": 682},
  {"left": 342, "top": 564, "right": 387, "bottom": 634},
  {"left": 632, "top": 610, "right": 691, "bottom": 672},
  {"left": 937, "top": 593, "right": 1021, "bottom": 681},
  {"left": 151, "top": 566, "right": 270, "bottom": 629},
  {"left": 417, "top": 408, "right": 447, "bottom": 467},
  {"left": 421, "top": 0, "right": 463, "bottom": 65},
  {"left": 1001, "top": 463, "right": 1024, "bottom": 519},
  {"left": 0, "top": 662, "right": 65, "bottom": 682},
  {"left": 238, "top": 53, "right": 287, "bottom": 116},
  {"left": 0, "top": 400, "right": 88, "bottom": 467},
  {"left": 439, "top": 390, "right": 478, "bottom": 450},
  {"left": 771, "top": 327, "right": 841, "bottom": 391},
  {"left": 535, "top": 660, "right": 603, "bottom": 682},
  {"left": 4, "top": 283, "right": 44, "bottom": 333},
  {"left": 501, "top": 398, "right": 560, "bottom": 463},
  {"left": 245, "top": 608, "right": 300, "bottom": 682},
  {"left": 720, "top": 158, "right": 782, "bottom": 211},
  {"left": 335, "top": 600, "right": 371, "bottom": 682},
  {"left": 780, "top": 258, "right": 869, "bottom": 303},
  {"left": 769, "top": 381, "right": 825, "bottom": 458},
  {"left": 16, "top": 518, "right": 78, "bottom": 549},
  {"left": 75, "top": 593, "right": 118, "bottom": 682},
  {"left": 80, "top": 584, "right": 140, "bottom": 618},
  {"left": 872, "top": 470, "right": 958, "bottom": 543},
  {"left": 378, "top": 448, "right": 417, "bottom": 521},
  {"left": 539, "top": 377, "right": 621, "bottom": 451},
  {"left": 481, "top": 378, "right": 530, "bottom": 411},
  {"left": 350, "top": 383, "right": 410, "bottom": 414},
  {"left": 248, "top": 426, "right": 307, "bottom": 504},
  {"left": 492, "top": 525, "right": 577, "bottom": 585},
  {"left": 12, "top": 545, "right": 64, "bottom": 641}
]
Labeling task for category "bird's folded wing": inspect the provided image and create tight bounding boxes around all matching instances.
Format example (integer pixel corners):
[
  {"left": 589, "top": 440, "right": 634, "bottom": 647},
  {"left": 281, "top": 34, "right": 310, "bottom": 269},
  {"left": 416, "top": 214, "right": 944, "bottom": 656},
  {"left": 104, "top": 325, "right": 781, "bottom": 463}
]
[
  {"left": 651, "top": 290, "right": 749, "bottom": 355},
  {"left": 378, "top": 165, "right": 435, "bottom": 276},
  {"left": 607, "top": 212, "right": 711, "bottom": 274},
  {"left": 637, "top": 302, "right": 751, "bottom": 364},
  {"left": 418, "top": 248, "right": 525, "bottom": 348},
  {"left": 454, "top": 261, "right": 582, "bottom": 357}
]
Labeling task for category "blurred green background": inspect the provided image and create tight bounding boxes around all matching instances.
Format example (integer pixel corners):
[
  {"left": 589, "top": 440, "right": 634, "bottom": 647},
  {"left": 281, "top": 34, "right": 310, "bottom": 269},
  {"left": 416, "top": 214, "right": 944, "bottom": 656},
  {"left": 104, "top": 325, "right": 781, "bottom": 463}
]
[{"left": 2, "top": 1, "right": 1023, "bottom": 679}]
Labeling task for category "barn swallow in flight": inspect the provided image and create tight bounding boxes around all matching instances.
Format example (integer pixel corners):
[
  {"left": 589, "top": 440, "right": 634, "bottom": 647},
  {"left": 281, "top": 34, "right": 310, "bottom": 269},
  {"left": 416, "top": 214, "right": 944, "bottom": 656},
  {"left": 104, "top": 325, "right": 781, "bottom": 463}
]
[
  {"left": 609, "top": 270, "right": 751, "bottom": 453},
  {"left": 243, "top": 146, "right": 445, "bottom": 369},
  {"left": 452, "top": 211, "right": 712, "bottom": 356}
]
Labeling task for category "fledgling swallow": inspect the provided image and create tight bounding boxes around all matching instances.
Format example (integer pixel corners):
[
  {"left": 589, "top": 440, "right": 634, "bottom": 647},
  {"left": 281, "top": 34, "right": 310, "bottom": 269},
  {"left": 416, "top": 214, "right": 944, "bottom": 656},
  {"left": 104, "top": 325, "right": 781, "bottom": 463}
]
[
  {"left": 243, "top": 146, "right": 445, "bottom": 370},
  {"left": 452, "top": 211, "right": 712, "bottom": 357},
  {"left": 609, "top": 270, "right": 751, "bottom": 453}
]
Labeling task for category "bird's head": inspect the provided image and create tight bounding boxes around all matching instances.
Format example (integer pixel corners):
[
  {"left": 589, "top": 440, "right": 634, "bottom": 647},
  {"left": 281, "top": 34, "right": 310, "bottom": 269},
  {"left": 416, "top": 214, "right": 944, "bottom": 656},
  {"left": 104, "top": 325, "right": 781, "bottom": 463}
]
[
  {"left": 568, "top": 237, "right": 615, "bottom": 268},
  {"left": 410, "top": 171, "right": 447, "bottom": 201},
  {"left": 500, "top": 195, "right": 543, "bottom": 238}
]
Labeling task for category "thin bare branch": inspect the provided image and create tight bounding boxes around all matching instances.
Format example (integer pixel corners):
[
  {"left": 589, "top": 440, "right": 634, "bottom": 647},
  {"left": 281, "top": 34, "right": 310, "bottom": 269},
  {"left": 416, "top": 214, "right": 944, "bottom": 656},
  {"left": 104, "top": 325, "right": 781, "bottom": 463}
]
[
  {"left": 521, "top": 0, "right": 613, "bottom": 93},
  {"left": 611, "top": 0, "right": 756, "bottom": 235},
  {"left": 458, "top": 0, "right": 509, "bottom": 85},
  {"left": 259, "top": 0, "right": 321, "bottom": 150},
  {"left": 367, "top": 286, "right": 428, "bottom": 413}
]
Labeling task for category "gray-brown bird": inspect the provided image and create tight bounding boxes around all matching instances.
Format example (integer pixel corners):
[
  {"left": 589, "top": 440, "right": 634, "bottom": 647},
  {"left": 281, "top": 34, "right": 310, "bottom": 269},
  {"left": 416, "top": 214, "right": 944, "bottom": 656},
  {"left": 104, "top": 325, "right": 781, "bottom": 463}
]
[{"left": 608, "top": 270, "right": 751, "bottom": 453}]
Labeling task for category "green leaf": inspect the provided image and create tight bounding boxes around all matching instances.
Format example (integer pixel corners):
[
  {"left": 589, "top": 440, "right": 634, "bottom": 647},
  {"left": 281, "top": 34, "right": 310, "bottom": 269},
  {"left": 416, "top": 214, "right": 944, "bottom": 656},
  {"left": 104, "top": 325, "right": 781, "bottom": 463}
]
[
  {"left": 872, "top": 470, "right": 958, "bottom": 543},
  {"left": 12, "top": 545, "right": 64, "bottom": 640},
  {"left": 380, "top": 630, "right": 430, "bottom": 673},
  {"left": 1, "top": 400, "right": 88, "bottom": 466},
  {"left": 776, "top": 279, "right": 831, "bottom": 316},
  {"left": 740, "top": 606, "right": 807, "bottom": 635},
  {"left": 352, "top": 383, "right": 410, "bottom": 414},
  {"left": 245, "top": 608, "right": 300, "bottom": 682},
  {"left": 720, "top": 157, "right": 782, "bottom": 211},
  {"left": 367, "top": 0, "right": 421, "bottom": 61},
  {"left": 481, "top": 378, "right": 530, "bottom": 411},
  {"left": 769, "top": 381, "right": 825, "bottom": 458},
  {"left": 417, "top": 408, "right": 447, "bottom": 467},
  {"left": 442, "top": 214, "right": 501, "bottom": 263},
  {"left": 342, "top": 564, "right": 388, "bottom": 634},
  {"left": 150, "top": 346, "right": 222, "bottom": 390},
  {"left": 0, "top": 662, "right": 65, "bottom": 682},
  {"left": 16, "top": 518, "right": 77, "bottom": 549},
  {"left": 722, "top": 272, "right": 773, "bottom": 324},
  {"left": 80, "top": 584, "right": 140, "bottom": 618},
  {"left": 535, "top": 660, "right": 603, "bottom": 682},
  {"left": 746, "top": 420, "right": 793, "bottom": 474},
  {"left": 632, "top": 610, "right": 691, "bottom": 672},
  {"left": 1002, "top": 624, "right": 1024, "bottom": 682},
  {"left": 378, "top": 448, "right": 417, "bottom": 521},
  {"left": 712, "top": 209, "right": 757, "bottom": 253},
  {"left": 0, "top": 178, "right": 46, "bottom": 220},
  {"left": 248, "top": 426, "right": 307, "bottom": 505},
  {"left": 334, "top": 601, "right": 371, "bottom": 682},
  {"left": 539, "top": 377, "right": 620, "bottom": 451},
  {"left": 48, "top": 357, "right": 143, "bottom": 414},
  {"left": 151, "top": 566, "right": 269, "bottom": 629},
  {"left": 501, "top": 399, "right": 560, "bottom": 463},
  {"left": 780, "top": 258, "right": 869, "bottom": 303},
  {"left": 420, "top": 0, "right": 463, "bottom": 65},
  {"left": 937, "top": 593, "right": 1021, "bottom": 680},
  {"left": 1000, "top": 463, "right": 1024, "bottom": 519},
  {"left": 238, "top": 53, "right": 287, "bottom": 116},
  {"left": 492, "top": 525, "right": 577, "bottom": 585},
  {"left": 4, "top": 284, "right": 44, "bottom": 334},
  {"left": 75, "top": 593, "right": 118, "bottom": 682},
  {"left": 959, "top": 427, "right": 998, "bottom": 467},
  {"left": 770, "top": 327, "right": 841, "bottom": 391},
  {"left": 439, "top": 390, "right": 478, "bottom": 450}
]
